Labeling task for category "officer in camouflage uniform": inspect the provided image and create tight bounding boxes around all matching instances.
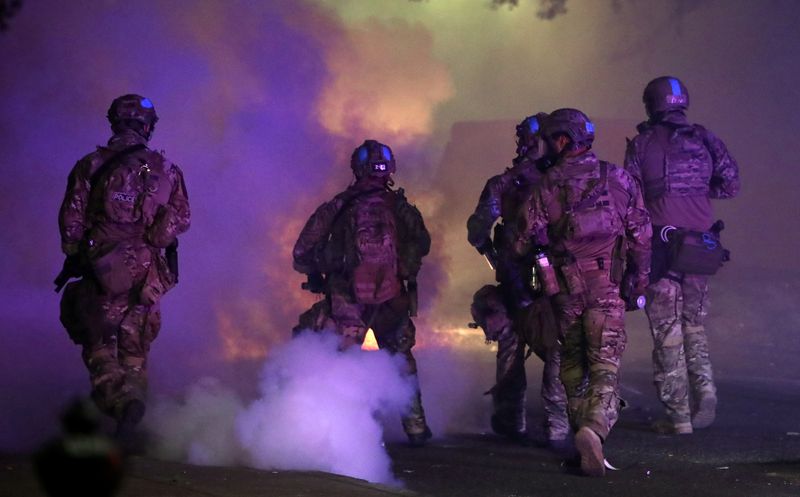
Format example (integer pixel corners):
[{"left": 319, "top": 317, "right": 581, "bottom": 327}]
[
  {"left": 292, "top": 140, "right": 432, "bottom": 446},
  {"left": 624, "top": 77, "right": 740, "bottom": 434},
  {"left": 58, "top": 94, "right": 190, "bottom": 437},
  {"left": 466, "top": 114, "right": 569, "bottom": 446},
  {"left": 516, "top": 109, "right": 651, "bottom": 476}
]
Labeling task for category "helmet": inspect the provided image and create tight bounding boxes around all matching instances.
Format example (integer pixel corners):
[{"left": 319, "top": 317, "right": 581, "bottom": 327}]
[
  {"left": 643, "top": 76, "right": 689, "bottom": 118},
  {"left": 515, "top": 113, "right": 548, "bottom": 158},
  {"left": 350, "top": 140, "right": 396, "bottom": 179},
  {"left": 107, "top": 94, "right": 159, "bottom": 128},
  {"left": 542, "top": 108, "right": 595, "bottom": 150}
]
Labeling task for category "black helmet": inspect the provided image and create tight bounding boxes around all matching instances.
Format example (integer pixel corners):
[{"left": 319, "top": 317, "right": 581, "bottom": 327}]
[
  {"left": 515, "top": 113, "right": 548, "bottom": 158},
  {"left": 643, "top": 76, "right": 689, "bottom": 118},
  {"left": 107, "top": 94, "right": 159, "bottom": 131},
  {"left": 542, "top": 108, "right": 595, "bottom": 150},
  {"left": 350, "top": 140, "right": 396, "bottom": 179}
]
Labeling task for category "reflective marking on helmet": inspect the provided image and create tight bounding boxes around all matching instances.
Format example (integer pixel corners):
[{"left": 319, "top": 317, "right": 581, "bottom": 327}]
[
  {"left": 527, "top": 117, "right": 540, "bottom": 133},
  {"left": 357, "top": 146, "right": 369, "bottom": 165},
  {"left": 669, "top": 78, "right": 682, "bottom": 96},
  {"left": 140, "top": 98, "right": 154, "bottom": 109},
  {"left": 381, "top": 145, "right": 392, "bottom": 161},
  {"left": 372, "top": 163, "right": 387, "bottom": 172},
  {"left": 585, "top": 121, "right": 595, "bottom": 133}
]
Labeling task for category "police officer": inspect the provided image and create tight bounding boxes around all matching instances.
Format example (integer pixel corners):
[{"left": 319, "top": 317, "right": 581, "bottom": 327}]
[
  {"left": 58, "top": 94, "right": 190, "bottom": 440},
  {"left": 624, "top": 76, "right": 740, "bottom": 434},
  {"left": 292, "top": 139, "right": 432, "bottom": 446},
  {"left": 516, "top": 109, "right": 651, "bottom": 476},
  {"left": 466, "top": 114, "right": 569, "bottom": 446}
]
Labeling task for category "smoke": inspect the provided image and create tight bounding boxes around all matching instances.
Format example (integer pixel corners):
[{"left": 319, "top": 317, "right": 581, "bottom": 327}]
[
  {"left": 314, "top": 16, "right": 454, "bottom": 146},
  {"left": 146, "top": 332, "right": 416, "bottom": 485},
  {"left": 3, "top": 0, "right": 800, "bottom": 468},
  {"left": 147, "top": 377, "right": 246, "bottom": 466}
]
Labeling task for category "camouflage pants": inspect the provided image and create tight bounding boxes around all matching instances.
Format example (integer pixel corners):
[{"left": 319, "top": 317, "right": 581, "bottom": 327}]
[
  {"left": 471, "top": 284, "right": 568, "bottom": 439},
  {"left": 61, "top": 278, "right": 160, "bottom": 420},
  {"left": 556, "top": 278, "right": 626, "bottom": 440},
  {"left": 645, "top": 274, "right": 715, "bottom": 426},
  {"left": 493, "top": 304, "right": 569, "bottom": 441},
  {"left": 295, "top": 290, "right": 428, "bottom": 436}
]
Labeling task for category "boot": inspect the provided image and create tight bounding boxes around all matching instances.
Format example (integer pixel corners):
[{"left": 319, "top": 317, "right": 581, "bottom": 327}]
[
  {"left": 407, "top": 425, "right": 433, "bottom": 447},
  {"left": 575, "top": 427, "right": 605, "bottom": 477}
]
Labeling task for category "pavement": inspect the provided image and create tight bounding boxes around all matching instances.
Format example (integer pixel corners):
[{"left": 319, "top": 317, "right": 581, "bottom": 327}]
[{"left": 2, "top": 368, "right": 799, "bottom": 497}]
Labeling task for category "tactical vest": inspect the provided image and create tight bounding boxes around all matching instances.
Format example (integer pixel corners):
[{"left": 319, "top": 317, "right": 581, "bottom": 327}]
[
  {"left": 85, "top": 147, "right": 174, "bottom": 298},
  {"left": 89, "top": 147, "right": 171, "bottom": 227},
  {"left": 643, "top": 124, "right": 712, "bottom": 200},
  {"left": 348, "top": 192, "right": 402, "bottom": 304},
  {"left": 557, "top": 163, "right": 623, "bottom": 242}
]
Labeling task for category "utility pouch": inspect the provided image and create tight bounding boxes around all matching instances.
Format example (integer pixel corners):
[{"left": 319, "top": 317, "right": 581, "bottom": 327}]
[
  {"left": 140, "top": 252, "right": 176, "bottom": 305},
  {"left": 562, "top": 162, "right": 617, "bottom": 241},
  {"left": 534, "top": 250, "right": 561, "bottom": 296},
  {"left": 520, "top": 297, "right": 559, "bottom": 354},
  {"left": 669, "top": 229, "right": 728, "bottom": 275},
  {"left": 559, "top": 261, "right": 586, "bottom": 296},
  {"left": 90, "top": 242, "right": 146, "bottom": 296},
  {"left": 352, "top": 261, "right": 402, "bottom": 305},
  {"left": 565, "top": 207, "right": 616, "bottom": 240}
]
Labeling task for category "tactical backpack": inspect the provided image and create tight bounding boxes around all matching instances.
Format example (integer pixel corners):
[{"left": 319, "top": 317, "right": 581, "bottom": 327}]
[{"left": 349, "top": 192, "right": 403, "bottom": 304}]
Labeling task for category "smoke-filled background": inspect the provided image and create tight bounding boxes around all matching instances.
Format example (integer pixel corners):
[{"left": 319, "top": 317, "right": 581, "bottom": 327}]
[{"left": 1, "top": 0, "right": 799, "bottom": 480}]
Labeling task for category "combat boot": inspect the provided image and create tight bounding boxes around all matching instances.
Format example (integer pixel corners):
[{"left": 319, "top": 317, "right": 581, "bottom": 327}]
[
  {"left": 692, "top": 394, "right": 717, "bottom": 429},
  {"left": 651, "top": 418, "right": 693, "bottom": 435},
  {"left": 490, "top": 414, "right": 528, "bottom": 444},
  {"left": 407, "top": 426, "right": 433, "bottom": 447},
  {"left": 115, "top": 399, "right": 146, "bottom": 453},
  {"left": 575, "top": 427, "right": 605, "bottom": 477}
]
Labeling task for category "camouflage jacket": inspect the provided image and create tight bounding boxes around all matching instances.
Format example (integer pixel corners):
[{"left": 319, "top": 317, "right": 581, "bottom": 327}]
[
  {"left": 624, "top": 112, "right": 740, "bottom": 230},
  {"left": 292, "top": 177, "right": 430, "bottom": 279},
  {"left": 467, "top": 157, "right": 543, "bottom": 254},
  {"left": 59, "top": 130, "right": 191, "bottom": 256},
  {"left": 515, "top": 150, "right": 651, "bottom": 283}
]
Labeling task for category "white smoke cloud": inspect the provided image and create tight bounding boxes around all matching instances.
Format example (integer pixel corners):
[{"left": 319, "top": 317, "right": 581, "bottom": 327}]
[
  {"left": 146, "top": 332, "right": 416, "bottom": 485},
  {"left": 237, "top": 331, "right": 415, "bottom": 484},
  {"left": 146, "top": 377, "right": 246, "bottom": 466}
]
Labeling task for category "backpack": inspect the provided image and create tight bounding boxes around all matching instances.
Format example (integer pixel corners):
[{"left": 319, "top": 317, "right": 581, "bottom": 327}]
[{"left": 349, "top": 192, "right": 402, "bottom": 304}]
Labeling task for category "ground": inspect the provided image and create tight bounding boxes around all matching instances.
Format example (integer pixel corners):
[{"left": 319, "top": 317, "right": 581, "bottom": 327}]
[{"left": 2, "top": 367, "right": 798, "bottom": 497}]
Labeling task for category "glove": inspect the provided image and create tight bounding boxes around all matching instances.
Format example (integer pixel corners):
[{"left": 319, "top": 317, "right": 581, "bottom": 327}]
[
  {"left": 475, "top": 238, "right": 493, "bottom": 256},
  {"left": 621, "top": 272, "right": 647, "bottom": 311},
  {"left": 302, "top": 272, "right": 326, "bottom": 294}
]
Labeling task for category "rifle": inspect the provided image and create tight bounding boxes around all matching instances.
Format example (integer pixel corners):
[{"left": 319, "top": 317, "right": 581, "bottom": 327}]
[
  {"left": 476, "top": 240, "right": 499, "bottom": 271},
  {"left": 53, "top": 255, "right": 83, "bottom": 293}
]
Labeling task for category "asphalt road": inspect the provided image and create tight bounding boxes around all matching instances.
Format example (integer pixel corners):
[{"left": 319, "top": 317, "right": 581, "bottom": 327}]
[{"left": 2, "top": 368, "right": 798, "bottom": 497}]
